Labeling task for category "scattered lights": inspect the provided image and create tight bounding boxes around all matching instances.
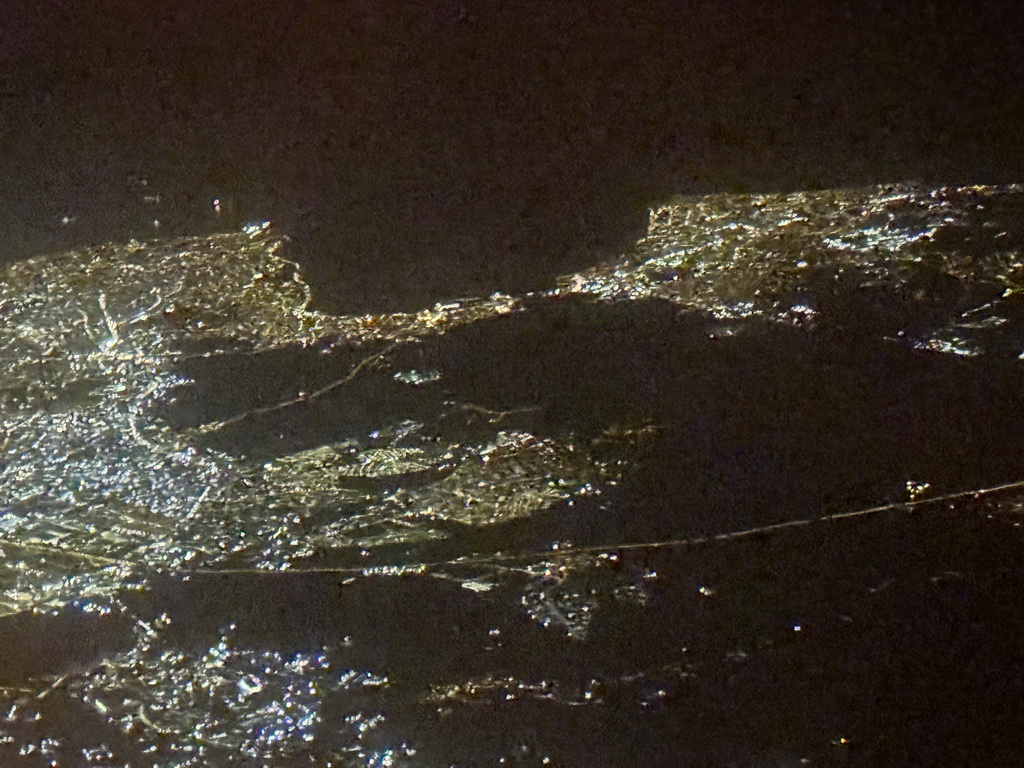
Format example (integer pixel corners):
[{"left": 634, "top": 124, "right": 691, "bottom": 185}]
[
  {"left": 81, "top": 744, "right": 116, "bottom": 763},
  {"left": 71, "top": 599, "right": 113, "bottom": 615},
  {"left": 782, "top": 303, "right": 819, "bottom": 327},
  {"left": 461, "top": 579, "right": 495, "bottom": 593},
  {"left": 243, "top": 221, "right": 272, "bottom": 235},
  {"left": 69, "top": 619, "right": 356, "bottom": 764},
  {"left": 905, "top": 480, "right": 932, "bottom": 501},
  {"left": 363, "top": 745, "right": 417, "bottom": 767},
  {"left": 911, "top": 336, "right": 981, "bottom": 357},
  {"left": 392, "top": 368, "right": 441, "bottom": 385}
]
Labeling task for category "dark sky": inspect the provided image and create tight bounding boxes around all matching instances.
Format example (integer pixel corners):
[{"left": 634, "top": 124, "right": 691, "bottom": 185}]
[{"left": 2, "top": 0, "right": 1022, "bottom": 312}]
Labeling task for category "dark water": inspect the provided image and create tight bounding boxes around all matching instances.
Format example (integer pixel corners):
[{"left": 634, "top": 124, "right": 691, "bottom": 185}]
[{"left": 2, "top": 3, "right": 1024, "bottom": 766}]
